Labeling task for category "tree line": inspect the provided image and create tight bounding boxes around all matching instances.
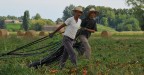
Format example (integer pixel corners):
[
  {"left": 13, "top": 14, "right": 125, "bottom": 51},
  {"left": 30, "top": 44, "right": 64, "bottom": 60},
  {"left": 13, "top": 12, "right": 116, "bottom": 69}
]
[
  {"left": 0, "top": 0, "right": 143, "bottom": 31},
  {"left": 62, "top": 4, "right": 143, "bottom": 31},
  {"left": 62, "top": 0, "right": 143, "bottom": 31},
  {"left": 22, "top": 11, "right": 55, "bottom": 31},
  {"left": 0, "top": 11, "right": 55, "bottom": 31}
]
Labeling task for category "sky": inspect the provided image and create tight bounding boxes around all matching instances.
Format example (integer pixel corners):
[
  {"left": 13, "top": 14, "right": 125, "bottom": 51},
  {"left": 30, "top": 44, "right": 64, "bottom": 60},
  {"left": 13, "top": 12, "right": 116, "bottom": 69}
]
[{"left": 0, "top": 0, "right": 132, "bottom": 21}]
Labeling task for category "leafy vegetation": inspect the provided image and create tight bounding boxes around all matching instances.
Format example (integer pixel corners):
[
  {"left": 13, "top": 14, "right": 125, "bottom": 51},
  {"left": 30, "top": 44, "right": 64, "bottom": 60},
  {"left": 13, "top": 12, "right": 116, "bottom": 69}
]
[
  {"left": 97, "top": 24, "right": 116, "bottom": 32},
  {"left": 0, "top": 3, "right": 143, "bottom": 31},
  {"left": 126, "top": 0, "right": 144, "bottom": 30},
  {"left": 22, "top": 10, "right": 30, "bottom": 31},
  {"left": 30, "top": 19, "right": 55, "bottom": 31},
  {"left": 62, "top": 5, "right": 142, "bottom": 31},
  {"left": 6, "top": 23, "right": 21, "bottom": 31},
  {"left": 0, "top": 13, "right": 55, "bottom": 31},
  {"left": 0, "top": 33, "right": 144, "bottom": 75}
]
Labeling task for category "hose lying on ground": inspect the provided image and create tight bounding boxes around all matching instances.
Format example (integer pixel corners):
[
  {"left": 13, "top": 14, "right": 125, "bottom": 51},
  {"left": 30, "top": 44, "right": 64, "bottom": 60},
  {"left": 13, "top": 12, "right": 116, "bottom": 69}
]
[
  {"left": 27, "top": 41, "right": 84, "bottom": 68},
  {"left": 0, "top": 34, "right": 60, "bottom": 58},
  {"left": 0, "top": 31, "right": 85, "bottom": 68},
  {"left": 28, "top": 46, "right": 64, "bottom": 68}
]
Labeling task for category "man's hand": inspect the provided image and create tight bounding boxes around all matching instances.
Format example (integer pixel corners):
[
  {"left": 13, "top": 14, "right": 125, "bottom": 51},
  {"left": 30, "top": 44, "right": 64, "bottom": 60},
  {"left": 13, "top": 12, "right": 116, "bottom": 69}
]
[
  {"left": 81, "top": 27, "right": 87, "bottom": 30},
  {"left": 86, "top": 28, "right": 96, "bottom": 33},
  {"left": 49, "top": 23, "right": 66, "bottom": 38},
  {"left": 49, "top": 33, "right": 54, "bottom": 38},
  {"left": 81, "top": 27, "right": 95, "bottom": 33}
]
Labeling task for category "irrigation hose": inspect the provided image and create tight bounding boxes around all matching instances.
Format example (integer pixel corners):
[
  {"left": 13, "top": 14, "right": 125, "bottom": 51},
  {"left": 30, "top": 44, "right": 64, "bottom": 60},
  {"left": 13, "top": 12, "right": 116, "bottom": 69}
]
[
  {"left": 0, "top": 34, "right": 60, "bottom": 57},
  {"left": 10, "top": 42, "right": 62, "bottom": 56},
  {"left": 19, "top": 41, "right": 61, "bottom": 53},
  {"left": 28, "top": 46, "right": 64, "bottom": 67}
]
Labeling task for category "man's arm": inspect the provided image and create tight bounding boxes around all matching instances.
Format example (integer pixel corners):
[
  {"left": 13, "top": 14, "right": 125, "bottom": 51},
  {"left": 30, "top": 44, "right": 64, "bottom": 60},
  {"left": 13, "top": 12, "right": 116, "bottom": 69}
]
[
  {"left": 81, "top": 27, "right": 96, "bottom": 33},
  {"left": 81, "top": 19, "right": 96, "bottom": 33},
  {"left": 53, "top": 23, "right": 66, "bottom": 34},
  {"left": 85, "top": 28, "right": 96, "bottom": 33},
  {"left": 49, "top": 23, "right": 66, "bottom": 37},
  {"left": 85, "top": 21, "right": 97, "bottom": 33}
]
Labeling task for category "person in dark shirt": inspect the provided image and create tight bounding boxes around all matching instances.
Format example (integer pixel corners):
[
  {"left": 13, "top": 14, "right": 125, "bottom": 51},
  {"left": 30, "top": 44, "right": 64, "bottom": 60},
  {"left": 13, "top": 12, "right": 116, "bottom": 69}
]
[{"left": 78, "top": 8, "right": 98, "bottom": 59}]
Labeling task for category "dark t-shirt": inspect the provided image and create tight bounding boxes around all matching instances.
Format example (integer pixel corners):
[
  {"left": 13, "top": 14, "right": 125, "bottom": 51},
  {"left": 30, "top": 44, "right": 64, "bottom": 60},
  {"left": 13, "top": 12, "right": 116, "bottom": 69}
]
[{"left": 80, "top": 18, "right": 97, "bottom": 38}]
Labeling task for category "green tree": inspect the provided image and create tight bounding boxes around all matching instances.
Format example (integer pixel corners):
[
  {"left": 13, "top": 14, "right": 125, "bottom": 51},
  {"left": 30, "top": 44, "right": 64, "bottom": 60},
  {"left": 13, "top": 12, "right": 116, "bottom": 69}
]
[
  {"left": 46, "top": 19, "right": 55, "bottom": 25},
  {"left": 33, "top": 13, "right": 41, "bottom": 20},
  {"left": 101, "top": 17, "right": 108, "bottom": 26},
  {"left": 30, "top": 19, "right": 46, "bottom": 31},
  {"left": 117, "top": 23, "right": 124, "bottom": 31},
  {"left": 125, "top": 17, "right": 141, "bottom": 31},
  {"left": 22, "top": 10, "right": 30, "bottom": 31},
  {"left": 126, "top": 0, "right": 144, "bottom": 30},
  {"left": 62, "top": 4, "right": 75, "bottom": 21},
  {"left": 116, "top": 17, "right": 141, "bottom": 31},
  {"left": 0, "top": 16, "right": 7, "bottom": 21},
  {"left": 106, "top": 11, "right": 115, "bottom": 28},
  {"left": 124, "top": 24, "right": 132, "bottom": 31},
  {"left": 0, "top": 16, "right": 6, "bottom": 29},
  {"left": 56, "top": 18, "right": 63, "bottom": 24},
  {"left": 7, "top": 15, "right": 18, "bottom": 20},
  {"left": 126, "top": 0, "right": 144, "bottom": 7},
  {"left": 62, "top": 4, "right": 141, "bottom": 31},
  {"left": 30, "top": 19, "right": 55, "bottom": 31},
  {"left": 18, "top": 16, "right": 23, "bottom": 21},
  {"left": 0, "top": 20, "right": 6, "bottom": 29},
  {"left": 33, "top": 23, "right": 42, "bottom": 31}
]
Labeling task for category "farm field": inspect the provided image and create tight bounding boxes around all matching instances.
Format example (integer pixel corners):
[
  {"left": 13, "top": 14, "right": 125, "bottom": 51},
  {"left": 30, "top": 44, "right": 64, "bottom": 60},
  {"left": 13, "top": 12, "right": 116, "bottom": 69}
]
[
  {"left": 6, "top": 23, "right": 21, "bottom": 31},
  {"left": 0, "top": 32, "right": 144, "bottom": 75}
]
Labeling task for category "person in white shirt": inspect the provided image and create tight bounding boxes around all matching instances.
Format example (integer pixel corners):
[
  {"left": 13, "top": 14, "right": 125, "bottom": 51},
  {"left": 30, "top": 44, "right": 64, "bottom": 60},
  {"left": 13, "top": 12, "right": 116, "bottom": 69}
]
[{"left": 49, "top": 6, "right": 83, "bottom": 69}]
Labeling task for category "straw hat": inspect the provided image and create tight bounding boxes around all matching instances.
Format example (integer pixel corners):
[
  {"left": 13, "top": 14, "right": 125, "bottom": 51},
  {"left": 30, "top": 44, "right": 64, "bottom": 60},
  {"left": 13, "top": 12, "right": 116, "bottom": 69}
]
[
  {"left": 89, "top": 8, "right": 99, "bottom": 14},
  {"left": 73, "top": 6, "right": 83, "bottom": 13}
]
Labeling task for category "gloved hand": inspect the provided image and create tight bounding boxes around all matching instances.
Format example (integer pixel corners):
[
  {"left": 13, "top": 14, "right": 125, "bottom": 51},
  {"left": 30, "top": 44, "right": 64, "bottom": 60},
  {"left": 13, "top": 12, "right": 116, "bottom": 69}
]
[{"left": 49, "top": 33, "right": 54, "bottom": 38}]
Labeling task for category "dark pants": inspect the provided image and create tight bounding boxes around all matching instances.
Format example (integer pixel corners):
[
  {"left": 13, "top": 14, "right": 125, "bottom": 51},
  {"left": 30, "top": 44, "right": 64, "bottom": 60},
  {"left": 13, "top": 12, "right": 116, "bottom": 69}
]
[{"left": 60, "top": 36, "right": 77, "bottom": 68}]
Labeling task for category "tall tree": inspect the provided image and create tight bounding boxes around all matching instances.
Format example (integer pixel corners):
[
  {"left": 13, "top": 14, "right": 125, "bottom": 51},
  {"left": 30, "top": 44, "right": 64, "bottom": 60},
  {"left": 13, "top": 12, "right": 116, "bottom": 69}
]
[
  {"left": 125, "top": 17, "right": 141, "bottom": 31},
  {"left": 124, "top": 24, "right": 132, "bottom": 31},
  {"left": 33, "top": 13, "right": 41, "bottom": 20},
  {"left": 62, "top": 5, "right": 141, "bottom": 31},
  {"left": 126, "top": 0, "right": 144, "bottom": 7},
  {"left": 101, "top": 17, "right": 108, "bottom": 26},
  {"left": 126, "top": 0, "right": 144, "bottom": 30},
  {"left": 7, "top": 15, "right": 17, "bottom": 20},
  {"left": 0, "top": 20, "right": 6, "bottom": 29},
  {"left": 30, "top": 19, "right": 55, "bottom": 31},
  {"left": 22, "top": 10, "right": 30, "bottom": 31},
  {"left": 62, "top": 4, "right": 75, "bottom": 21},
  {"left": 56, "top": 18, "right": 63, "bottom": 24}
]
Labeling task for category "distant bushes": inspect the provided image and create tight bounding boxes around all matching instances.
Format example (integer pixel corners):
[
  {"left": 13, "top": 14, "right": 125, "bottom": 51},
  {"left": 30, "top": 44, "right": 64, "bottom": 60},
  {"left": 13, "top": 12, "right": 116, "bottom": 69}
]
[{"left": 30, "top": 19, "right": 55, "bottom": 31}]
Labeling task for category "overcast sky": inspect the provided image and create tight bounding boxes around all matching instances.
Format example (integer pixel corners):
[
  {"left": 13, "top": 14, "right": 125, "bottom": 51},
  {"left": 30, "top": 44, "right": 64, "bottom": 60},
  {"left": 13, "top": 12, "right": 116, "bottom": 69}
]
[{"left": 0, "top": 0, "right": 132, "bottom": 21}]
